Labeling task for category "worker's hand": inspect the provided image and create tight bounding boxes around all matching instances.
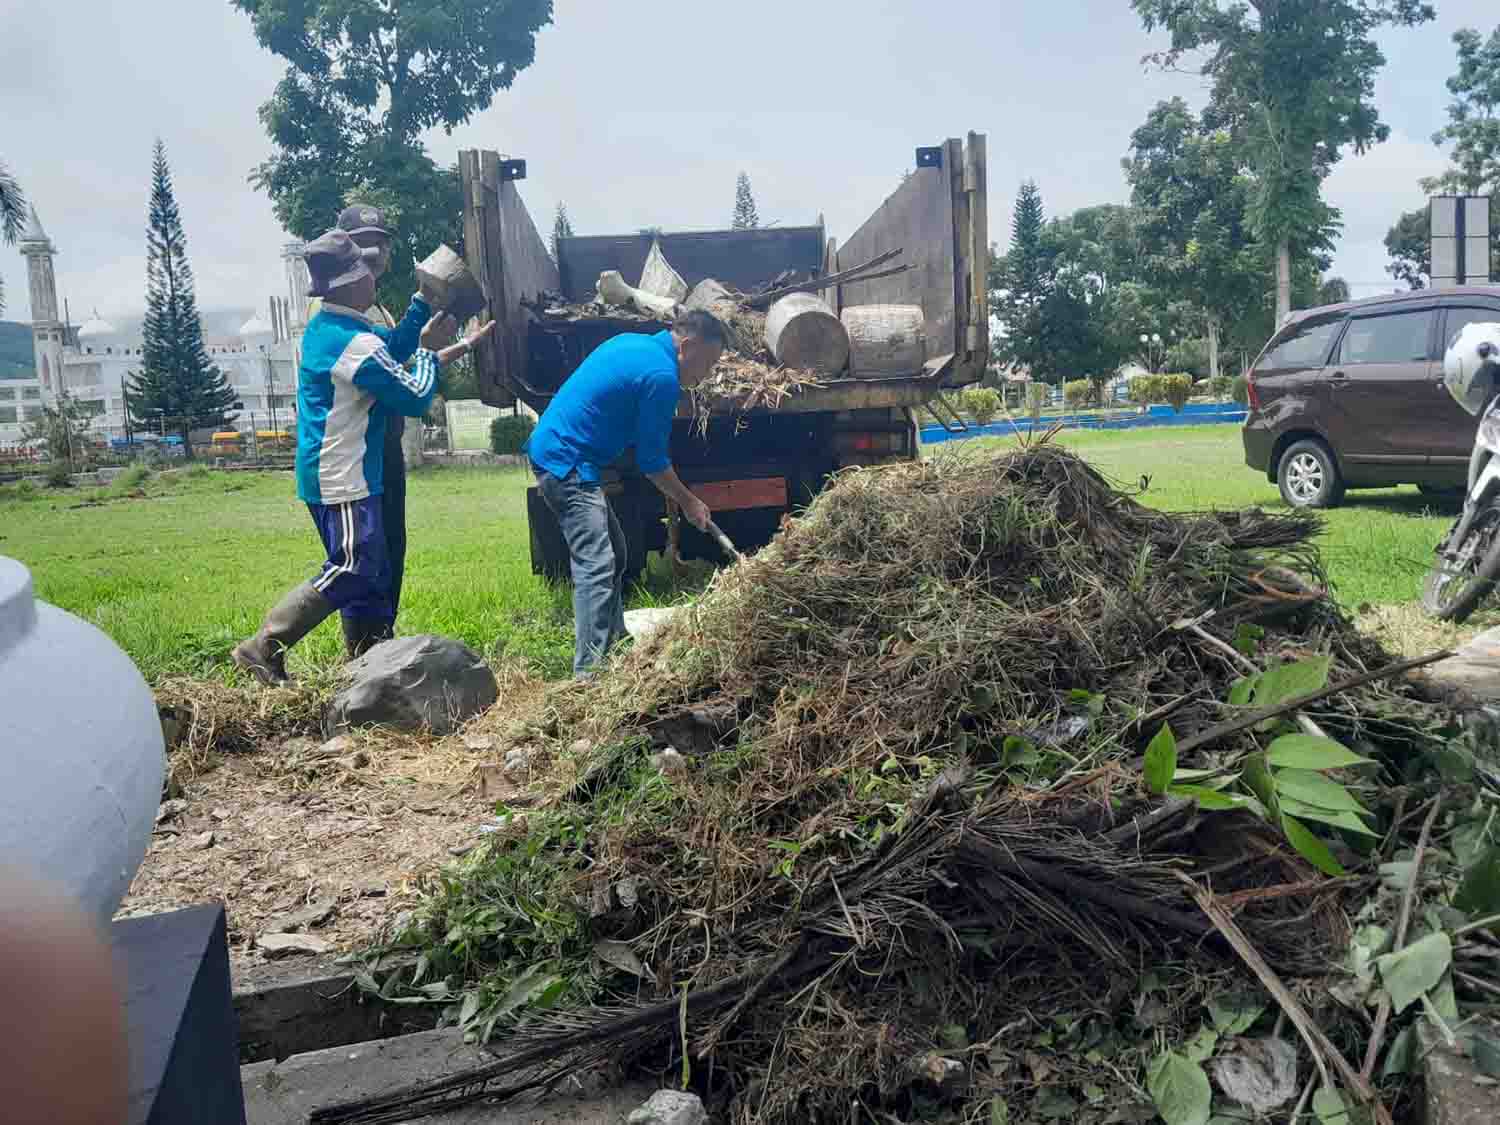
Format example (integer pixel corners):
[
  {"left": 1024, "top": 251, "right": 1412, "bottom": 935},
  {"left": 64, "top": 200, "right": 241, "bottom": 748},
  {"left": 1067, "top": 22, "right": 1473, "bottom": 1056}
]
[
  {"left": 463, "top": 320, "right": 496, "bottom": 351},
  {"left": 420, "top": 312, "right": 459, "bottom": 352},
  {"left": 683, "top": 495, "right": 711, "bottom": 532}
]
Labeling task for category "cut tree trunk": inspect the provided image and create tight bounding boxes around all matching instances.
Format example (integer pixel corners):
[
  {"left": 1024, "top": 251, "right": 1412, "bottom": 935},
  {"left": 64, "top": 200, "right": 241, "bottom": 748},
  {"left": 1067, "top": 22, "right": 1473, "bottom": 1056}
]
[
  {"left": 1276, "top": 241, "right": 1292, "bottom": 327},
  {"left": 841, "top": 304, "right": 926, "bottom": 377},
  {"left": 764, "top": 294, "right": 850, "bottom": 373}
]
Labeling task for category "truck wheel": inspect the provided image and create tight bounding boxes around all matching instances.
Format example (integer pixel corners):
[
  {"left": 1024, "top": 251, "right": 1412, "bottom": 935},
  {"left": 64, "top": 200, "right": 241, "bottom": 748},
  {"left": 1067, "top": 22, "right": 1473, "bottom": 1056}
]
[{"left": 1277, "top": 440, "right": 1345, "bottom": 509}]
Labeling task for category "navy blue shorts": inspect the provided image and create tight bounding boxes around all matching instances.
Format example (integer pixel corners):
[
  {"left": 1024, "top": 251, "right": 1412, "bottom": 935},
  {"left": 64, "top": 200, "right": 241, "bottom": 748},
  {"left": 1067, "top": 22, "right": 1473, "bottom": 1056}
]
[{"left": 308, "top": 496, "right": 393, "bottom": 622}]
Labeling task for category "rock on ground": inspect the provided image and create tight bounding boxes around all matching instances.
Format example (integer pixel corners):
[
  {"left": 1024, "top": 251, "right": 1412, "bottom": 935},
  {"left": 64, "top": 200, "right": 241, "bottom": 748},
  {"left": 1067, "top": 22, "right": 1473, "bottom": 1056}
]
[
  {"left": 626, "top": 1090, "right": 708, "bottom": 1125},
  {"left": 324, "top": 636, "right": 498, "bottom": 737},
  {"left": 258, "top": 933, "right": 335, "bottom": 958}
]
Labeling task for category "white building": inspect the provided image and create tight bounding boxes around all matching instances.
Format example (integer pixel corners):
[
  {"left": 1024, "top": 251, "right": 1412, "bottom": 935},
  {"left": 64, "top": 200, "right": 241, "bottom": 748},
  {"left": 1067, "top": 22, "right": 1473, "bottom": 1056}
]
[{"left": 4, "top": 206, "right": 308, "bottom": 446}]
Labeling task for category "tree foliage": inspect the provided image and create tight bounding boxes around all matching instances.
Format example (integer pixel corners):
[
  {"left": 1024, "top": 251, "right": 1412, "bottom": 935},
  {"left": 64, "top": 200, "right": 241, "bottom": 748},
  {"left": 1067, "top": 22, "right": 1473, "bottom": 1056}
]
[
  {"left": 732, "top": 172, "right": 760, "bottom": 230},
  {"left": 0, "top": 159, "right": 24, "bottom": 317},
  {"left": 551, "top": 201, "right": 574, "bottom": 260},
  {"left": 233, "top": 0, "right": 553, "bottom": 308},
  {"left": 125, "top": 141, "right": 238, "bottom": 459},
  {"left": 1133, "top": 0, "right": 1433, "bottom": 320}
]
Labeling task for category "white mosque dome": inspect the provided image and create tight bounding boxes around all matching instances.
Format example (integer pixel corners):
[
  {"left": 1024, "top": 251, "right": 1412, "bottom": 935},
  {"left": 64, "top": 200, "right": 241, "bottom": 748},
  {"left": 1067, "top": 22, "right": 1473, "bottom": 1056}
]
[
  {"left": 239, "top": 314, "right": 274, "bottom": 338},
  {"left": 78, "top": 309, "right": 117, "bottom": 338}
]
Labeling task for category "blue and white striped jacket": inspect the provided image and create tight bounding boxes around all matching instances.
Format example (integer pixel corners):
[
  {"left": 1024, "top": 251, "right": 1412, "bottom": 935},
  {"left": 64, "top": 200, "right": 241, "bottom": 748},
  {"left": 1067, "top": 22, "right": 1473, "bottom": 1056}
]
[{"left": 295, "top": 298, "right": 440, "bottom": 505}]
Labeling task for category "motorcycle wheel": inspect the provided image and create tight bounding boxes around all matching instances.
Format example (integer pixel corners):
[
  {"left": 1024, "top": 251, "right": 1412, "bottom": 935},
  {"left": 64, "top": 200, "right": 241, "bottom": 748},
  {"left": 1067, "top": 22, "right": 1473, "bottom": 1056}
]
[{"left": 1422, "top": 504, "right": 1500, "bottom": 623}]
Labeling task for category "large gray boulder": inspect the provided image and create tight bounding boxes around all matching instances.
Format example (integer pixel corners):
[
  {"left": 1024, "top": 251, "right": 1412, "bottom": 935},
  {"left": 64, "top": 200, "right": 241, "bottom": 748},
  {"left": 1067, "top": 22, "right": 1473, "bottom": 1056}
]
[{"left": 323, "top": 635, "right": 497, "bottom": 737}]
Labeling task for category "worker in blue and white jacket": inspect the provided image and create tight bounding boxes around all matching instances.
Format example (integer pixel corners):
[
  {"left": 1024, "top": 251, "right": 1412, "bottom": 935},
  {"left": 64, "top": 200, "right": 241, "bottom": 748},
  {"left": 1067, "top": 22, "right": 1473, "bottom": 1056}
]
[{"left": 233, "top": 229, "right": 493, "bottom": 684}]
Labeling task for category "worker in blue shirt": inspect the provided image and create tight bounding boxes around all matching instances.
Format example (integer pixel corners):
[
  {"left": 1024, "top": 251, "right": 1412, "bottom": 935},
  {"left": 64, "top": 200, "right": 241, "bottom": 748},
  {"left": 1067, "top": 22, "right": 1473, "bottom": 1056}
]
[
  {"left": 233, "top": 229, "right": 492, "bottom": 684},
  {"left": 528, "top": 309, "right": 727, "bottom": 676}
]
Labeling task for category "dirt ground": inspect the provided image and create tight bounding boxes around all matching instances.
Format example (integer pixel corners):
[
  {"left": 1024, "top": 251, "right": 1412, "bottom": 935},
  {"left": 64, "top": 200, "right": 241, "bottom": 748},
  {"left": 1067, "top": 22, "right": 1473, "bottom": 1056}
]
[{"left": 118, "top": 698, "right": 538, "bottom": 976}]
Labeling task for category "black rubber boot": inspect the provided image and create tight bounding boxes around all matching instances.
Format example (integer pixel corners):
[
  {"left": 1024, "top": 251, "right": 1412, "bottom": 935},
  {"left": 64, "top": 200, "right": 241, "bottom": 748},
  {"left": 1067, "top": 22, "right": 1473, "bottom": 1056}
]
[
  {"left": 232, "top": 582, "right": 335, "bottom": 685},
  {"left": 341, "top": 616, "right": 395, "bottom": 661}
]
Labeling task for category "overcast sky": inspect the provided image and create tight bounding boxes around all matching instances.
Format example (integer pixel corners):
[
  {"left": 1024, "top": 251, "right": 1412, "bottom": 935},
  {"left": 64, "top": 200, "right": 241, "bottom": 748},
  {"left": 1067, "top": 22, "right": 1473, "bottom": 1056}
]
[{"left": 1, "top": 0, "right": 1492, "bottom": 325}]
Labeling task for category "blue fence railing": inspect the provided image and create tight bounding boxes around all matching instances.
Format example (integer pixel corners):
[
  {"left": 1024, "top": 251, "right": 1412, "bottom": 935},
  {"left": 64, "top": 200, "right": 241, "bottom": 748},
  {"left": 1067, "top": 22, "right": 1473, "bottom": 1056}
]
[{"left": 920, "top": 402, "right": 1247, "bottom": 444}]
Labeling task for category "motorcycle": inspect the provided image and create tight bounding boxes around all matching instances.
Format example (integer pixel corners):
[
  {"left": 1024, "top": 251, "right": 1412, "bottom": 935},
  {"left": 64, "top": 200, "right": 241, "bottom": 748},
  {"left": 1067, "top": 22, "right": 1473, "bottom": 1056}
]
[{"left": 1422, "top": 321, "right": 1500, "bottom": 622}]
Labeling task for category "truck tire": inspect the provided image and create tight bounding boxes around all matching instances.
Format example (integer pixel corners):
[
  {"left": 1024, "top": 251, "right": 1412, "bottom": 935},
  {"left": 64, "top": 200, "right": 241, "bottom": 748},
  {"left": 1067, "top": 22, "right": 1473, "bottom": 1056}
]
[{"left": 1277, "top": 440, "right": 1345, "bottom": 510}]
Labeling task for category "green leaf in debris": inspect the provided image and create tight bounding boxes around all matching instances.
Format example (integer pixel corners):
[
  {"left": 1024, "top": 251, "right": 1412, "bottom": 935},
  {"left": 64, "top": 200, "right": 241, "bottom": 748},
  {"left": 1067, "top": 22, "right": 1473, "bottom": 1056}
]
[
  {"left": 1243, "top": 753, "right": 1278, "bottom": 817},
  {"left": 1280, "top": 814, "right": 1346, "bottom": 876},
  {"left": 940, "top": 1023, "right": 969, "bottom": 1050},
  {"left": 497, "top": 965, "right": 565, "bottom": 1018},
  {"left": 1207, "top": 993, "right": 1266, "bottom": 1036},
  {"left": 458, "top": 990, "right": 483, "bottom": 1027},
  {"left": 1183, "top": 1026, "right": 1220, "bottom": 1063},
  {"left": 1265, "top": 735, "right": 1372, "bottom": 772},
  {"left": 1145, "top": 724, "right": 1178, "bottom": 796},
  {"left": 1228, "top": 675, "right": 1258, "bottom": 707},
  {"left": 1381, "top": 1026, "right": 1417, "bottom": 1079},
  {"left": 1376, "top": 931, "right": 1453, "bottom": 1015},
  {"left": 1276, "top": 796, "right": 1378, "bottom": 837},
  {"left": 1379, "top": 860, "right": 1415, "bottom": 890},
  {"left": 1348, "top": 924, "right": 1391, "bottom": 984},
  {"left": 1147, "top": 1050, "right": 1212, "bottom": 1125},
  {"left": 1455, "top": 844, "right": 1500, "bottom": 918},
  {"left": 1312, "top": 1083, "right": 1351, "bottom": 1125},
  {"left": 1430, "top": 970, "right": 1460, "bottom": 1023},
  {"left": 1471, "top": 1030, "right": 1500, "bottom": 1079},
  {"left": 988, "top": 1095, "right": 1010, "bottom": 1125},
  {"left": 353, "top": 970, "right": 381, "bottom": 996},
  {"left": 1271, "top": 769, "right": 1371, "bottom": 814},
  {"left": 1168, "top": 783, "right": 1251, "bottom": 811},
  {"left": 1254, "top": 655, "right": 1331, "bottom": 708},
  {"left": 1233, "top": 622, "right": 1265, "bottom": 657},
  {"left": 594, "top": 939, "right": 647, "bottom": 978}
]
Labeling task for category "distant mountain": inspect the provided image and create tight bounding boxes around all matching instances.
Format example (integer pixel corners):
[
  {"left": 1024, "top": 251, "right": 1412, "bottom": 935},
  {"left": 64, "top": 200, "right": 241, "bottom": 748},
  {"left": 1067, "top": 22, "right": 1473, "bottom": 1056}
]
[{"left": 0, "top": 322, "right": 33, "bottom": 380}]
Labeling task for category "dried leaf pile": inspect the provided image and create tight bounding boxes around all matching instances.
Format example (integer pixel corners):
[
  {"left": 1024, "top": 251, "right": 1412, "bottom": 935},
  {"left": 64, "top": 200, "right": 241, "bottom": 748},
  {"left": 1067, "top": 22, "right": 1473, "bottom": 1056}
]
[{"left": 337, "top": 444, "right": 1500, "bottom": 1125}]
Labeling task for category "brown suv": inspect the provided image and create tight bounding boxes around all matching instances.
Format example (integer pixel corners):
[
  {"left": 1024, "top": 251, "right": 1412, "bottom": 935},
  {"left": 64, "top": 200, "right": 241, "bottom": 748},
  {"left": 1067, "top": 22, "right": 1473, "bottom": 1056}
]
[{"left": 1243, "top": 286, "right": 1500, "bottom": 507}]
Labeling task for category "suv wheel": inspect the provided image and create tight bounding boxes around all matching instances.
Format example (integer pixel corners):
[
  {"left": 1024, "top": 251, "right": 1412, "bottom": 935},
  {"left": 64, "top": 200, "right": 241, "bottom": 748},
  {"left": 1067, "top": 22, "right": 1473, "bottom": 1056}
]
[{"left": 1277, "top": 440, "right": 1345, "bottom": 509}]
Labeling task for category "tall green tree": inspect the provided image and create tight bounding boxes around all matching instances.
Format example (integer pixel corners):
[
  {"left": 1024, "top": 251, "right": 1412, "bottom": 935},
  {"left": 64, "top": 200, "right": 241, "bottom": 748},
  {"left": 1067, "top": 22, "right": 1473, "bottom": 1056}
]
[
  {"left": 732, "top": 173, "right": 759, "bottom": 230},
  {"left": 1385, "top": 206, "right": 1430, "bottom": 289},
  {"left": 126, "top": 141, "right": 237, "bottom": 459},
  {"left": 233, "top": 0, "right": 553, "bottom": 308},
  {"left": 0, "top": 160, "right": 25, "bottom": 317},
  {"left": 1384, "top": 26, "right": 1500, "bottom": 289},
  {"left": 992, "top": 181, "right": 1054, "bottom": 376},
  {"left": 1133, "top": 0, "right": 1433, "bottom": 324},
  {"left": 1124, "top": 97, "right": 1263, "bottom": 379},
  {"left": 550, "top": 201, "right": 574, "bottom": 260}
]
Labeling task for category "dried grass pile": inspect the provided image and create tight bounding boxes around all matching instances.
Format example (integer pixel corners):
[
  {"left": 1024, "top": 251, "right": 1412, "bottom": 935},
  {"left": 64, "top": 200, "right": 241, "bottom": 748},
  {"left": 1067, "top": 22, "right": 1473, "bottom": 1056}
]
[{"left": 335, "top": 444, "right": 1461, "bottom": 1125}]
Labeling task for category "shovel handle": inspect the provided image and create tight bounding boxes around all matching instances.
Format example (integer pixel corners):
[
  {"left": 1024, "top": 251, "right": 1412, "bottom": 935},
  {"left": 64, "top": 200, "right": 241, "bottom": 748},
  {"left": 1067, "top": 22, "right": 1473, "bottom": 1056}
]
[{"left": 704, "top": 519, "right": 743, "bottom": 562}]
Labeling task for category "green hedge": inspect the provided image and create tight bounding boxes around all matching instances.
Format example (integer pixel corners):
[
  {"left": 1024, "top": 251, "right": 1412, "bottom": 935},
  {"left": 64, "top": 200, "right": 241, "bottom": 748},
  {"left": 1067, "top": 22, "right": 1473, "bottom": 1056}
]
[
  {"left": 1231, "top": 375, "right": 1250, "bottom": 407},
  {"left": 962, "top": 387, "right": 1002, "bottom": 426},
  {"left": 1161, "top": 373, "right": 1193, "bottom": 412},
  {"left": 1062, "top": 379, "right": 1094, "bottom": 410},
  {"left": 490, "top": 414, "right": 536, "bottom": 456}
]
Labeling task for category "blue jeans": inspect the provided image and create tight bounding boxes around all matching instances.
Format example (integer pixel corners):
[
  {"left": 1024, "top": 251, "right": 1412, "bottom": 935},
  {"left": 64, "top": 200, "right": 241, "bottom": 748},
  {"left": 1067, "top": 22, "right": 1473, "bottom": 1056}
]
[{"left": 535, "top": 469, "right": 628, "bottom": 676}]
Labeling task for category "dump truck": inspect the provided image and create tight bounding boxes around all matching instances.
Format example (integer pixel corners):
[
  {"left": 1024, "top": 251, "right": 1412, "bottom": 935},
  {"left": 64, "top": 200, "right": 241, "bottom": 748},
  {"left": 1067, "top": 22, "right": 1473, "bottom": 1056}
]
[{"left": 457, "top": 133, "right": 989, "bottom": 581}]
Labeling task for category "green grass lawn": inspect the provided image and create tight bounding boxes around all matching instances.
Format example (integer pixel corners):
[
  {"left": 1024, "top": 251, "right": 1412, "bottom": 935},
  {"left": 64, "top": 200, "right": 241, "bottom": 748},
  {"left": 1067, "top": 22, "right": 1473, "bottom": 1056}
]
[
  {"left": 0, "top": 464, "right": 703, "bottom": 683},
  {"left": 0, "top": 426, "right": 1461, "bottom": 684}
]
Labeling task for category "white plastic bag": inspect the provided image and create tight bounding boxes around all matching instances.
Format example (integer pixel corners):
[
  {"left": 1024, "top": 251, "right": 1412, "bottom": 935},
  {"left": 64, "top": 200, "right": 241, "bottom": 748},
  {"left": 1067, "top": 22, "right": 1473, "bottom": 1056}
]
[
  {"left": 638, "top": 239, "right": 688, "bottom": 302},
  {"left": 596, "top": 270, "right": 677, "bottom": 318}
]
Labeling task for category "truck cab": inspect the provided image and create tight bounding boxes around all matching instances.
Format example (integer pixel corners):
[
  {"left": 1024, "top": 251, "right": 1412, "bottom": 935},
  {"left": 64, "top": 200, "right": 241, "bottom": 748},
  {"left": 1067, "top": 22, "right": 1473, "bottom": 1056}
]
[{"left": 458, "top": 134, "right": 989, "bottom": 579}]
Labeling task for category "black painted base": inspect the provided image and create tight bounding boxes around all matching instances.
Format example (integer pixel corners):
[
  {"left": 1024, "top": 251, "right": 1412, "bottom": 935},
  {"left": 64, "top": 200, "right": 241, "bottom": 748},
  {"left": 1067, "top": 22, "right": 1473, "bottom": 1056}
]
[{"left": 112, "top": 903, "right": 246, "bottom": 1125}]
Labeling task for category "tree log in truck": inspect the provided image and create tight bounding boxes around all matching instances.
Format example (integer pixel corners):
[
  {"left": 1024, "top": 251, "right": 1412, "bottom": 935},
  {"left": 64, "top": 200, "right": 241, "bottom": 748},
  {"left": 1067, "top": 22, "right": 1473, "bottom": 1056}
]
[{"left": 457, "top": 134, "right": 989, "bottom": 582}]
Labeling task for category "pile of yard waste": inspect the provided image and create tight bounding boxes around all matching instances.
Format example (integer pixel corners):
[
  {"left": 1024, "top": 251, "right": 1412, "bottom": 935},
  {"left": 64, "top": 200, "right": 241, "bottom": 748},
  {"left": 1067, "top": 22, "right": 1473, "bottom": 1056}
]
[{"left": 328, "top": 444, "right": 1500, "bottom": 1125}]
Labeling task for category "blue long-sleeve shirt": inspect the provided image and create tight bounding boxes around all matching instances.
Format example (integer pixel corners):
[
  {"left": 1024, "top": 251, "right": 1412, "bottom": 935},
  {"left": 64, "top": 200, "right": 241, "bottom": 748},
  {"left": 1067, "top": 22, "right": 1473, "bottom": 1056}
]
[
  {"left": 527, "top": 330, "right": 680, "bottom": 483},
  {"left": 296, "top": 296, "right": 439, "bottom": 505}
]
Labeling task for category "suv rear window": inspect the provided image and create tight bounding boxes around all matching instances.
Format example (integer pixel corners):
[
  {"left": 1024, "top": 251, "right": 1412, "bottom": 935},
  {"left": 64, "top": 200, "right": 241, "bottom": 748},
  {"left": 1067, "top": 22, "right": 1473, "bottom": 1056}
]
[
  {"left": 1256, "top": 318, "right": 1342, "bottom": 372},
  {"left": 1336, "top": 309, "right": 1433, "bottom": 365}
]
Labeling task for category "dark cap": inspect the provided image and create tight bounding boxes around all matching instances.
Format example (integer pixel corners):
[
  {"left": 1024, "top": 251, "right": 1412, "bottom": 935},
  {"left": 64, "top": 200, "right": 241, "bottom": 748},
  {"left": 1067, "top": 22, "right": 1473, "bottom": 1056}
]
[
  {"left": 304, "top": 230, "right": 380, "bottom": 297},
  {"left": 337, "top": 204, "right": 392, "bottom": 238}
]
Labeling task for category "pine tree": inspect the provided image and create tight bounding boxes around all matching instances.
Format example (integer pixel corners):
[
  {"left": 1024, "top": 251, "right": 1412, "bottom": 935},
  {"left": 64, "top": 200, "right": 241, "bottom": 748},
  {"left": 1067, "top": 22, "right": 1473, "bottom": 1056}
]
[
  {"left": 551, "top": 201, "right": 574, "bottom": 260},
  {"left": 732, "top": 172, "right": 759, "bottom": 230},
  {"left": 126, "top": 140, "right": 237, "bottom": 459},
  {"left": 1007, "top": 180, "right": 1046, "bottom": 302}
]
